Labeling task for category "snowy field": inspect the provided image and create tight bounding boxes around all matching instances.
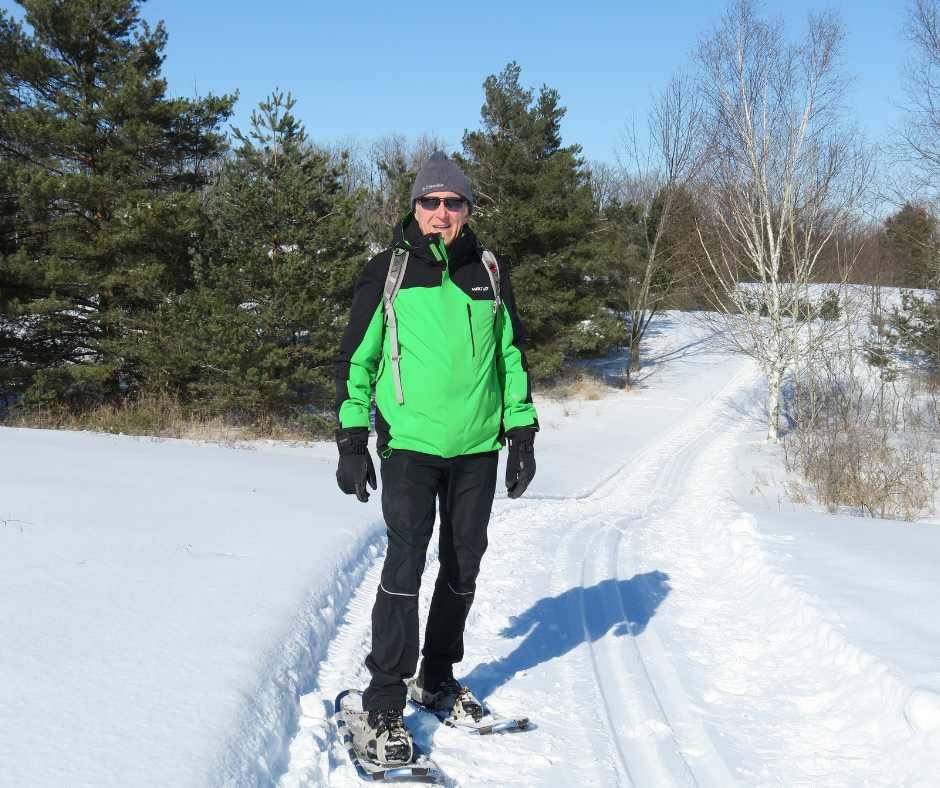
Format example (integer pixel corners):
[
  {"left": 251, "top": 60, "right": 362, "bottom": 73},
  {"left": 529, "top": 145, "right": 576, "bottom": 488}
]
[{"left": 2, "top": 311, "right": 940, "bottom": 786}]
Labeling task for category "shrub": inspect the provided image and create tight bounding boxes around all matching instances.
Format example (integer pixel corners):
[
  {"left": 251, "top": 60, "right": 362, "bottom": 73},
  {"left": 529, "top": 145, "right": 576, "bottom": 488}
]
[
  {"left": 783, "top": 347, "right": 939, "bottom": 521},
  {"left": 3, "top": 390, "right": 333, "bottom": 443},
  {"left": 784, "top": 425, "right": 936, "bottom": 520}
]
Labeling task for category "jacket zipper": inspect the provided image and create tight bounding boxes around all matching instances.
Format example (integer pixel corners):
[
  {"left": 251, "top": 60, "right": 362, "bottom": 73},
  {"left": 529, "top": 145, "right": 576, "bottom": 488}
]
[{"left": 466, "top": 304, "right": 476, "bottom": 357}]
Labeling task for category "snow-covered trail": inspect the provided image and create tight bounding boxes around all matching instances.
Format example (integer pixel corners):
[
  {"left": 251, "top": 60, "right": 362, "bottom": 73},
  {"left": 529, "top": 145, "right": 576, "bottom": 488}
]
[{"left": 276, "top": 355, "right": 938, "bottom": 787}]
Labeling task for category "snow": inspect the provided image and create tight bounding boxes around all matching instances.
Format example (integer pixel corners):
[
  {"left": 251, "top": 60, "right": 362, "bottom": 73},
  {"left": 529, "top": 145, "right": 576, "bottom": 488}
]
[
  {"left": 739, "top": 488, "right": 940, "bottom": 694},
  {"left": 3, "top": 310, "right": 940, "bottom": 786},
  {"left": 0, "top": 431, "right": 384, "bottom": 785}
]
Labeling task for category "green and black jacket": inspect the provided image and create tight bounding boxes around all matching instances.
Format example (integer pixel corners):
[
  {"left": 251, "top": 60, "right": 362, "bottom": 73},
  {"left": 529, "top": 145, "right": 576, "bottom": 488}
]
[{"left": 335, "top": 215, "right": 538, "bottom": 458}]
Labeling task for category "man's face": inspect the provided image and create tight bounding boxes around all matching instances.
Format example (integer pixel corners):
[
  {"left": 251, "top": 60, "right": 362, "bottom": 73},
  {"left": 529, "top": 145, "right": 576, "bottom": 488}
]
[{"left": 414, "top": 191, "right": 470, "bottom": 248}]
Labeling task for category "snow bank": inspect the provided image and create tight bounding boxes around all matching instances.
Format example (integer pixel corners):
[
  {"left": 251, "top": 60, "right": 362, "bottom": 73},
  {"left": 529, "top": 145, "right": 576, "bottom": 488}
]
[{"left": 0, "top": 428, "right": 382, "bottom": 786}]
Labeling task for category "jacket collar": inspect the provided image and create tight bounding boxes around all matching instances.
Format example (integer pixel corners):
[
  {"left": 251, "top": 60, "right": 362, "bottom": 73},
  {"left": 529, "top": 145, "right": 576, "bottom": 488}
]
[{"left": 393, "top": 213, "right": 479, "bottom": 268}]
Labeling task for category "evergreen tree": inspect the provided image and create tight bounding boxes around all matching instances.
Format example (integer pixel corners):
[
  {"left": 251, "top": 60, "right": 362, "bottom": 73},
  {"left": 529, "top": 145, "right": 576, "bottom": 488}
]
[
  {"left": 643, "top": 185, "right": 709, "bottom": 309},
  {"left": 459, "top": 63, "right": 624, "bottom": 379},
  {"left": 163, "top": 90, "right": 368, "bottom": 419},
  {"left": 0, "top": 27, "right": 17, "bottom": 405},
  {"left": 889, "top": 290, "right": 940, "bottom": 369},
  {"left": 0, "top": 154, "right": 16, "bottom": 407},
  {"left": 881, "top": 202, "right": 939, "bottom": 289},
  {"left": 0, "top": 0, "right": 234, "bottom": 407}
]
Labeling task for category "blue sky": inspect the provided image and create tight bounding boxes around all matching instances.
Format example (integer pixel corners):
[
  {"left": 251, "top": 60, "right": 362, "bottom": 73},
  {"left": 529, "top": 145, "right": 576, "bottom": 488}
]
[{"left": 1, "top": 1, "right": 912, "bottom": 164}]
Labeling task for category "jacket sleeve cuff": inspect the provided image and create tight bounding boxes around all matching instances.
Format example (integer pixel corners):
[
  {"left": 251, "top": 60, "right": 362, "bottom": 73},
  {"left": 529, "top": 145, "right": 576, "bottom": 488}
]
[{"left": 503, "top": 413, "right": 540, "bottom": 433}]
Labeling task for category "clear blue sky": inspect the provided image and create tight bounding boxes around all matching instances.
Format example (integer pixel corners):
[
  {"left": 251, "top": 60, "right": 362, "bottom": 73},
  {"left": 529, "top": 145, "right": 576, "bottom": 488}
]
[{"left": 1, "top": 0, "right": 912, "bottom": 164}]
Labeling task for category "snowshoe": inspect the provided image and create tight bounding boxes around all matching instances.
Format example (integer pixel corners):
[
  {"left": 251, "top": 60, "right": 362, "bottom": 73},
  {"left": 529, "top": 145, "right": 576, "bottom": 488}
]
[
  {"left": 407, "top": 674, "right": 530, "bottom": 735},
  {"left": 333, "top": 689, "right": 445, "bottom": 783}
]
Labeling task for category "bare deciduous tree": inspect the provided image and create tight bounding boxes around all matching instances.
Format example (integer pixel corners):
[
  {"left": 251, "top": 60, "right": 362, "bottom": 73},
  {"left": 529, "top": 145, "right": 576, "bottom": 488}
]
[
  {"left": 361, "top": 133, "right": 445, "bottom": 246},
  {"left": 695, "top": 0, "right": 868, "bottom": 440},
  {"left": 618, "top": 74, "right": 704, "bottom": 373},
  {"left": 902, "top": 0, "right": 940, "bottom": 196},
  {"left": 885, "top": 0, "right": 940, "bottom": 282},
  {"left": 587, "top": 160, "right": 623, "bottom": 213}
]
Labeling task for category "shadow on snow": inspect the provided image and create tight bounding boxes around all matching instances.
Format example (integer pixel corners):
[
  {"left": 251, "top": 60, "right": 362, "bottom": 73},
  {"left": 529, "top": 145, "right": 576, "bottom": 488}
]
[{"left": 464, "top": 570, "right": 671, "bottom": 701}]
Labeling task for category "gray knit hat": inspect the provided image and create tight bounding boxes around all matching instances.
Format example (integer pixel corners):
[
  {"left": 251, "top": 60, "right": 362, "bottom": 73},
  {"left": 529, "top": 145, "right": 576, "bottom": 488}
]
[{"left": 411, "top": 151, "right": 474, "bottom": 208}]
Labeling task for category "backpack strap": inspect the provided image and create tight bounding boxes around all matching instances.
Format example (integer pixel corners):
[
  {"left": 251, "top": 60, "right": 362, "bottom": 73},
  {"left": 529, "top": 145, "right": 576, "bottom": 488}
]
[
  {"left": 481, "top": 250, "right": 501, "bottom": 316},
  {"left": 383, "top": 247, "right": 409, "bottom": 405}
]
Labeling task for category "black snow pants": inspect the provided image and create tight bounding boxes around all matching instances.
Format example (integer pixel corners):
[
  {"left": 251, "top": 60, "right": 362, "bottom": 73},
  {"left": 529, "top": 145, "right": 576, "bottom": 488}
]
[{"left": 361, "top": 448, "right": 498, "bottom": 712}]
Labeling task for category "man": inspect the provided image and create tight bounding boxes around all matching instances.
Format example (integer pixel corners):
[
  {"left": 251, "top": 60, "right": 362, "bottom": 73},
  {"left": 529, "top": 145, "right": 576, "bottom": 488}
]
[{"left": 334, "top": 151, "right": 538, "bottom": 765}]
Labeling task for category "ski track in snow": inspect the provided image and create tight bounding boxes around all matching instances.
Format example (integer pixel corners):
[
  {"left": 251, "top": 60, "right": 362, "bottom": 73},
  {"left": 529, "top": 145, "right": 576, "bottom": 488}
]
[{"left": 269, "top": 356, "right": 939, "bottom": 787}]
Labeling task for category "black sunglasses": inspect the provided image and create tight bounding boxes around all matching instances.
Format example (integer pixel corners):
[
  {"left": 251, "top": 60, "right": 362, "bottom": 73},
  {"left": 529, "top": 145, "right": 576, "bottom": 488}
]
[{"left": 416, "top": 196, "right": 467, "bottom": 212}]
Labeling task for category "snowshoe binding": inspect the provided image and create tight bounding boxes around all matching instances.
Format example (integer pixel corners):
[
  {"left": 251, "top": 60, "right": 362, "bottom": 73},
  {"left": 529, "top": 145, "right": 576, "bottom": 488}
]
[
  {"left": 362, "top": 707, "right": 413, "bottom": 766},
  {"left": 409, "top": 674, "right": 485, "bottom": 724},
  {"left": 407, "top": 673, "right": 530, "bottom": 735}
]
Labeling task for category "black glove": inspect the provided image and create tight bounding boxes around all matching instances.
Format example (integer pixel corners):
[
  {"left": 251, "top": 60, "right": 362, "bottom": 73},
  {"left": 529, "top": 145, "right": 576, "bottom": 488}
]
[
  {"left": 335, "top": 428, "right": 377, "bottom": 503},
  {"left": 505, "top": 427, "right": 536, "bottom": 499}
]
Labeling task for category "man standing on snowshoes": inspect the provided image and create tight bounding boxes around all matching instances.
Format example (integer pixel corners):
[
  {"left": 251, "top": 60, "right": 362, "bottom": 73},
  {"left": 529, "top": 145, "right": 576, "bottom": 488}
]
[{"left": 334, "top": 151, "right": 538, "bottom": 765}]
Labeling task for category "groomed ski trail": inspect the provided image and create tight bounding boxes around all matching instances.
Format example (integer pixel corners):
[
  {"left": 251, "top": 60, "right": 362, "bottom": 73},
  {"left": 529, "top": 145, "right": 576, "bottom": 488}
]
[
  {"left": 276, "top": 355, "right": 938, "bottom": 786},
  {"left": 624, "top": 387, "right": 940, "bottom": 786}
]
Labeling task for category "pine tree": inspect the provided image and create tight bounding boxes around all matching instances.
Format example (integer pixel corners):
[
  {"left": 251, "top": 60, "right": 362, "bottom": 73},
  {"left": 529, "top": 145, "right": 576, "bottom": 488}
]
[
  {"left": 459, "top": 63, "right": 623, "bottom": 379},
  {"left": 0, "top": 151, "right": 16, "bottom": 408},
  {"left": 0, "top": 0, "right": 234, "bottom": 407},
  {"left": 881, "top": 203, "right": 939, "bottom": 289},
  {"left": 165, "top": 90, "right": 368, "bottom": 420}
]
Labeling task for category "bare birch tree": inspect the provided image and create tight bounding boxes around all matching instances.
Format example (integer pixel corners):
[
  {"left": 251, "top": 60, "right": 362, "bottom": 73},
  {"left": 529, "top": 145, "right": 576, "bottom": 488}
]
[
  {"left": 695, "top": 0, "right": 868, "bottom": 440},
  {"left": 618, "top": 75, "right": 704, "bottom": 373}
]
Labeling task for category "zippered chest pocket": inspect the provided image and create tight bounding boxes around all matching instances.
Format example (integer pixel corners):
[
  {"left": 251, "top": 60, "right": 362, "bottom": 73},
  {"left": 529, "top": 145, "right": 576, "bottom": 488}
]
[
  {"left": 466, "top": 304, "right": 476, "bottom": 357},
  {"left": 464, "top": 298, "right": 499, "bottom": 360}
]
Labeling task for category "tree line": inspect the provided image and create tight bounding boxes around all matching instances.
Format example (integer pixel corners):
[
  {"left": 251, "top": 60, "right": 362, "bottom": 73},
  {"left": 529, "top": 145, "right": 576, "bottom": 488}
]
[{"left": 2, "top": 0, "right": 939, "bottom": 436}]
